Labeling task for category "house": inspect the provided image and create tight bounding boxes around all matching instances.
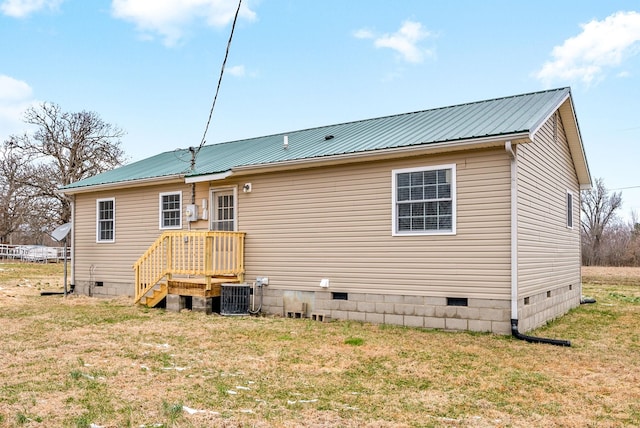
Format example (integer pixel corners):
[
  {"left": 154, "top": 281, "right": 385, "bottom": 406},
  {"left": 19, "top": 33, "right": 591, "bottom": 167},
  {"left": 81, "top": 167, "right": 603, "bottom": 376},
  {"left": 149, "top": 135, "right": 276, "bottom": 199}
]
[{"left": 60, "top": 87, "right": 591, "bottom": 334}]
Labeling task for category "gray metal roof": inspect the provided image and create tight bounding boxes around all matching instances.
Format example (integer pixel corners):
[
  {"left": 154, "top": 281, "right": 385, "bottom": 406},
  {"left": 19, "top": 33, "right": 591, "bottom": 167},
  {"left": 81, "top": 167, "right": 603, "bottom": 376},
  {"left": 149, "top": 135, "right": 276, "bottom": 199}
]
[{"left": 62, "top": 87, "right": 575, "bottom": 191}]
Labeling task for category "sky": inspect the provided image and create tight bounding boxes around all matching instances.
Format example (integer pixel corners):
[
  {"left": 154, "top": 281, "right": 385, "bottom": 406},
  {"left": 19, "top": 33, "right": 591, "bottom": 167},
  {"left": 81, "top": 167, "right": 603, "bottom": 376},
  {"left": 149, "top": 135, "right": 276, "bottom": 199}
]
[{"left": 1, "top": 0, "right": 639, "bottom": 220}]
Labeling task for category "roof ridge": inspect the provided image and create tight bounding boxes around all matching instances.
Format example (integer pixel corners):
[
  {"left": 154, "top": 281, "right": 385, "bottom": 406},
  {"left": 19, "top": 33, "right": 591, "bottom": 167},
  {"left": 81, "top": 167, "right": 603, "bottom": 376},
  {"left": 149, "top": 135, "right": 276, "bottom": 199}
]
[{"left": 197, "top": 87, "right": 570, "bottom": 150}]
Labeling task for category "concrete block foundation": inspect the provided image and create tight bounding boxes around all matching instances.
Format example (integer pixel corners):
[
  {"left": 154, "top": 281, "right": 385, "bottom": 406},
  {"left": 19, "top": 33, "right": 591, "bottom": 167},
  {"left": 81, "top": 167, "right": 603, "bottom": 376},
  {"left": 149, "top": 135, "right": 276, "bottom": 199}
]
[{"left": 260, "top": 285, "right": 580, "bottom": 335}]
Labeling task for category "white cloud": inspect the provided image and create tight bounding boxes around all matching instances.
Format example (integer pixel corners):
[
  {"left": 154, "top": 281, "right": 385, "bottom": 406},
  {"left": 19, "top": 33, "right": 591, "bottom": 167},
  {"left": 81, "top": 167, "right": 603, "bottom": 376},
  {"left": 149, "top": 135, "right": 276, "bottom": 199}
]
[
  {"left": 227, "top": 65, "right": 245, "bottom": 77},
  {"left": 0, "top": 75, "right": 38, "bottom": 142},
  {"left": 111, "top": 0, "right": 257, "bottom": 47},
  {"left": 355, "top": 20, "right": 435, "bottom": 64},
  {"left": 535, "top": 11, "right": 640, "bottom": 86},
  {"left": 353, "top": 28, "right": 374, "bottom": 40},
  {"left": 0, "top": 0, "right": 62, "bottom": 17}
]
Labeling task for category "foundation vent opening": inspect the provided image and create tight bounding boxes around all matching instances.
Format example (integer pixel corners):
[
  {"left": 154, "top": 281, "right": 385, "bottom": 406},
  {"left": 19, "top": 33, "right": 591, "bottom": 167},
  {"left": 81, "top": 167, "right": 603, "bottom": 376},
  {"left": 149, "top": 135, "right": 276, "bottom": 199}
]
[
  {"left": 332, "top": 292, "right": 348, "bottom": 300},
  {"left": 447, "top": 297, "right": 468, "bottom": 307}
]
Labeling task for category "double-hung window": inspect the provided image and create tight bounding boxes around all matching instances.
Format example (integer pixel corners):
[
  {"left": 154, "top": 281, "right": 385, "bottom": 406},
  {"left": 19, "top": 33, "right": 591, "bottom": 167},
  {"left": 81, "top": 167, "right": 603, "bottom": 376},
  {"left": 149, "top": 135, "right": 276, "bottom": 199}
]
[
  {"left": 160, "top": 192, "right": 182, "bottom": 229},
  {"left": 96, "top": 198, "right": 115, "bottom": 243},
  {"left": 392, "top": 164, "right": 456, "bottom": 235}
]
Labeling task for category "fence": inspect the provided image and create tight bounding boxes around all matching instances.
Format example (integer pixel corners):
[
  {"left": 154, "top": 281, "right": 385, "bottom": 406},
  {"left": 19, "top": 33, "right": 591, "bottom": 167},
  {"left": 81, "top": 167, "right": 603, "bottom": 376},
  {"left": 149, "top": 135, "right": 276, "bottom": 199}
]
[{"left": 0, "top": 244, "right": 70, "bottom": 263}]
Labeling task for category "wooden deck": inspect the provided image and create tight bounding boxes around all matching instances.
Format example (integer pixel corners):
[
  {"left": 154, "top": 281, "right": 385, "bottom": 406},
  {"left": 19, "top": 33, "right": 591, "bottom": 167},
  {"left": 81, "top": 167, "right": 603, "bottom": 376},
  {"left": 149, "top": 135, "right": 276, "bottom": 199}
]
[
  {"left": 167, "top": 276, "right": 241, "bottom": 298},
  {"left": 133, "top": 231, "right": 245, "bottom": 305}
]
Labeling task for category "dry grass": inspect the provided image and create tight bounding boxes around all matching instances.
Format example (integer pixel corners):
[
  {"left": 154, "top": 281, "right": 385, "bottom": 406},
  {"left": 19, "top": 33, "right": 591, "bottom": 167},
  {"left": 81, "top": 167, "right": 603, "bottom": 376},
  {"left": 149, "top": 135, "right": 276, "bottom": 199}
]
[
  {"left": 0, "top": 262, "right": 639, "bottom": 427},
  {"left": 582, "top": 266, "right": 640, "bottom": 286}
]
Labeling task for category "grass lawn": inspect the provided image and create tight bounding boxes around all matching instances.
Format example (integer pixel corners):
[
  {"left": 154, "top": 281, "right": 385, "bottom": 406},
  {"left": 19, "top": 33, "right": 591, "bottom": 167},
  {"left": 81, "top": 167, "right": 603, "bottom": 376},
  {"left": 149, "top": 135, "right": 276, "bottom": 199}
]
[{"left": 0, "top": 262, "right": 639, "bottom": 427}]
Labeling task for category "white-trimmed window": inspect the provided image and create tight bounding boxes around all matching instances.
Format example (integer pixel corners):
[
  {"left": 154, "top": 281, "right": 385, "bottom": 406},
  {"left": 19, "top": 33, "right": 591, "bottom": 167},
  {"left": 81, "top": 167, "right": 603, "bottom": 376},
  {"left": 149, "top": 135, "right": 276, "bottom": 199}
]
[
  {"left": 566, "top": 191, "right": 574, "bottom": 229},
  {"left": 210, "top": 187, "right": 237, "bottom": 231},
  {"left": 159, "top": 192, "right": 182, "bottom": 229},
  {"left": 96, "top": 198, "right": 115, "bottom": 243},
  {"left": 392, "top": 164, "right": 456, "bottom": 236}
]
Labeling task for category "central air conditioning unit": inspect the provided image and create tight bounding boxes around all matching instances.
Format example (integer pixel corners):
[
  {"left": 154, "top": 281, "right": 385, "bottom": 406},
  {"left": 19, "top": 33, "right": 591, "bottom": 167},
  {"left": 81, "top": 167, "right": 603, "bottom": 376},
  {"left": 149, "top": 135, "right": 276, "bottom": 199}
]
[{"left": 220, "top": 283, "right": 251, "bottom": 316}]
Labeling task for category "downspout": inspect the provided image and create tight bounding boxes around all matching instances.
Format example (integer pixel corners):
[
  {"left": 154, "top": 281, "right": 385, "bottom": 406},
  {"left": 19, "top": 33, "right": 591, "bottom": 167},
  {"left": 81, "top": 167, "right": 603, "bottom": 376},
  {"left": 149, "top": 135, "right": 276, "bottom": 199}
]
[{"left": 505, "top": 141, "right": 571, "bottom": 347}]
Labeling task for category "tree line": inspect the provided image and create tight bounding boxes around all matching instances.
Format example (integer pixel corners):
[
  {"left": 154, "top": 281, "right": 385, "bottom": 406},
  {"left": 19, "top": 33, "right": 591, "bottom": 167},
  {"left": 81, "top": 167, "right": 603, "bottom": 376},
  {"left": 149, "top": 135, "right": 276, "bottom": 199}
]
[
  {"left": 581, "top": 178, "right": 640, "bottom": 266},
  {"left": 1, "top": 102, "right": 638, "bottom": 265}
]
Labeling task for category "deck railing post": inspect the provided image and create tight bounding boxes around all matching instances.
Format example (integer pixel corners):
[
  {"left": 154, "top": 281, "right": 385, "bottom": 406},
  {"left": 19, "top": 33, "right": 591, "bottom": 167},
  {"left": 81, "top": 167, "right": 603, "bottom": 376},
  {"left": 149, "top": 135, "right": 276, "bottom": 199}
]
[
  {"left": 135, "top": 265, "right": 140, "bottom": 301},
  {"left": 205, "top": 233, "right": 213, "bottom": 290},
  {"left": 166, "top": 233, "right": 173, "bottom": 281},
  {"left": 238, "top": 233, "right": 245, "bottom": 282}
]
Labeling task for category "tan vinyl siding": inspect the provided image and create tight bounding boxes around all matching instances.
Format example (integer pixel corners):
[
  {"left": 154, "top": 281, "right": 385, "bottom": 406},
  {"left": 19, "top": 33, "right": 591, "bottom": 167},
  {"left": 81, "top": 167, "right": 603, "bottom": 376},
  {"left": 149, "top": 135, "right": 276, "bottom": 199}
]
[
  {"left": 73, "top": 183, "right": 192, "bottom": 292},
  {"left": 232, "top": 148, "right": 512, "bottom": 300},
  {"left": 517, "top": 112, "right": 581, "bottom": 297}
]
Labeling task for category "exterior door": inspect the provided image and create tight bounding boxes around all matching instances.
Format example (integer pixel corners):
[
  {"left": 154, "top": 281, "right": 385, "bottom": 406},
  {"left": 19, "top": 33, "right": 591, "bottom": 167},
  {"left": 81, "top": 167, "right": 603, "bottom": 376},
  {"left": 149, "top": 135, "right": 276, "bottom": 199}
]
[
  {"left": 209, "top": 187, "right": 238, "bottom": 273},
  {"left": 210, "top": 188, "right": 236, "bottom": 231}
]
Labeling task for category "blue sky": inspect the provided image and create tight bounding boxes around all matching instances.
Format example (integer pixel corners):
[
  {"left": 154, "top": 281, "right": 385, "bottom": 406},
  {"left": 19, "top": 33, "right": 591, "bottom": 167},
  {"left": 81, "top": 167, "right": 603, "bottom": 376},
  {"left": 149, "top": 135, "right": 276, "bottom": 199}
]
[{"left": 1, "top": 0, "right": 639, "bottom": 219}]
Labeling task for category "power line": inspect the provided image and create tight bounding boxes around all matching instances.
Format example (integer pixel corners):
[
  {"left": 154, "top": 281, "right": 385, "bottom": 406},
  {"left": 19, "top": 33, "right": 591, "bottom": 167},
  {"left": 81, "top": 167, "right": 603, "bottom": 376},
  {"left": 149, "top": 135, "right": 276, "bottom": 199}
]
[
  {"left": 196, "top": 0, "right": 243, "bottom": 156},
  {"left": 610, "top": 185, "right": 640, "bottom": 191}
]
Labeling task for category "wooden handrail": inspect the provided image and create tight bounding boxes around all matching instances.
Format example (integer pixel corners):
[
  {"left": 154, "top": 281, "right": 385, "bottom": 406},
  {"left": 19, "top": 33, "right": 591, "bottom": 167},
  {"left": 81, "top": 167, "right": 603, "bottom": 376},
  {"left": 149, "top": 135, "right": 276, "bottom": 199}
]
[{"left": 133, "top": 231, "right": 245, "bottom": 304}]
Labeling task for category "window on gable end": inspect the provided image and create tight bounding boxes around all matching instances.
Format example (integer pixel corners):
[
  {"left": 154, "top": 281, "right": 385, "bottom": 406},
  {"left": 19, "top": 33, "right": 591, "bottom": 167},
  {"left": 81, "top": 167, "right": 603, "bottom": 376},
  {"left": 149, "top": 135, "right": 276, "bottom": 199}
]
[{"left": 566, "top": 191, "right": 574, "bottom": 229}]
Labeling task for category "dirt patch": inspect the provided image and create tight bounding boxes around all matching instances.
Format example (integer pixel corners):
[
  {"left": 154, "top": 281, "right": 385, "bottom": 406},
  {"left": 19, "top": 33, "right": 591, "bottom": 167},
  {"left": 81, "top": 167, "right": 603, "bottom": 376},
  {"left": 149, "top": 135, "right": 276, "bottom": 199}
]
[{"left": 0, "top": 266, "right": 65, "bottom": 303}]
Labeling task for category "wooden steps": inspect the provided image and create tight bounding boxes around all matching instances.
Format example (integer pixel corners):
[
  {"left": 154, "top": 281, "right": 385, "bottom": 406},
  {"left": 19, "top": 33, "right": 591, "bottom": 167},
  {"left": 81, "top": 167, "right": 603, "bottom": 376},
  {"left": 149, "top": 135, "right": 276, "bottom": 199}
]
[
  {"left": 140, "top": 276, "right": 242, "bottom": 307},
  {"left": 142, "top": 282, "right": 168, "bottom": 307}
]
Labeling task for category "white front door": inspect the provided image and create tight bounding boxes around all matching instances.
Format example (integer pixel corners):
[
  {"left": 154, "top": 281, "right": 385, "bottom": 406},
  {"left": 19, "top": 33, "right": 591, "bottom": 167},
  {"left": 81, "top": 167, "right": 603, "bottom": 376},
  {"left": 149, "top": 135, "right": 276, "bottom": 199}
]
[{"left": 210, "top": 188, "right": 237, "bottom": 231}]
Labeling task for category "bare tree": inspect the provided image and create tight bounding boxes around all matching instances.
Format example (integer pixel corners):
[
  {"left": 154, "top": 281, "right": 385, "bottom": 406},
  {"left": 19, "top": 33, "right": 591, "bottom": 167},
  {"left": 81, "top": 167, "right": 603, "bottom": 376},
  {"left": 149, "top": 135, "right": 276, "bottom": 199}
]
[
  {"left": 581, "top": 178, "right": 623, "bottom": 265},
  {"left": 620, "top": 211, "right": 640, "bottom": 266},
  {"left": 0, "top": 145, "right": 35, "bottom": 243},
  {"left": 5, "top": 102, "right": 127, "bottom": 228}
]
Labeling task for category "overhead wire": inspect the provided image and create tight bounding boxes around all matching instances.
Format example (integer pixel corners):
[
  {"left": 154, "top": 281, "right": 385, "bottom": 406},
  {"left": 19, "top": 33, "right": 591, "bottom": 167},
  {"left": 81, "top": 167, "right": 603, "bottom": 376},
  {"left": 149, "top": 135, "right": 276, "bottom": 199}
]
[
  {"left": 610, "top": 185, "right": 640, "bottom": 190},
  {"left": 195, "top": 0, "right": 243, "bottom": 157}
]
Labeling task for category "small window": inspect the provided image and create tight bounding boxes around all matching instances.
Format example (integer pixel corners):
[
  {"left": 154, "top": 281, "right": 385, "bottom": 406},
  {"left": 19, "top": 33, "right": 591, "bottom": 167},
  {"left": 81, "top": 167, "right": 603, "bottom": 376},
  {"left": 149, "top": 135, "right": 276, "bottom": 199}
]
[
  {"left": 392, "top": 164, "right": 456, "bottom": 236},
  {"left": 160, "top": 192, "right": 182, "bottom": 229},
  {"left": 96, "top": 198, "right": 115, "bottom": 243},
  {"left": 566, "top": 191, "right": 574, "bottom": 229}
]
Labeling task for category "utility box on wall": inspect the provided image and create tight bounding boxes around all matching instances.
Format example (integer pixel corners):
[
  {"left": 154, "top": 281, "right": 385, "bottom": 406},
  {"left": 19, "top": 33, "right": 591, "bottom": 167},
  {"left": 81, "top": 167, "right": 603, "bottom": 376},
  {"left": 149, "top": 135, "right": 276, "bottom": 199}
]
[{"left": 185, "top": 204, "right": 198, "bottom": 222}]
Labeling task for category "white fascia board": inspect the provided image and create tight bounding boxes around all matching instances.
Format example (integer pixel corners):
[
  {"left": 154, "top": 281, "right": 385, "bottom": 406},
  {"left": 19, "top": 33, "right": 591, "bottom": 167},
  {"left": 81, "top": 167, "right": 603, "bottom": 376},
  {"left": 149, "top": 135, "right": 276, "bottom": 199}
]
[
  {"left": 57, "top": 174, "right": 185, "bottom": 195},
  {"left": 529, "top": 91, "right": 571, "bottom": 141},
  {"left": 184, "top": 170, "right": 233, "bottom": 183}
]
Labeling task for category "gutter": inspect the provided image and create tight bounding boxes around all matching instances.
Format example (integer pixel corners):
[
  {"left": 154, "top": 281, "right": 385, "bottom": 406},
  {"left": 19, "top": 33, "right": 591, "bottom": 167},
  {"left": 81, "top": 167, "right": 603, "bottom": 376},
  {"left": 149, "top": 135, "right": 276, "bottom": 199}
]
[
  {"left": 182, "top": 134, "right": 530, "bottom": 184},
  {"left": 505, "top": 141, "right": 571, "bottom": 347},
  {"left": 58, "top": 174, "right": 185, "bottom": 195}
]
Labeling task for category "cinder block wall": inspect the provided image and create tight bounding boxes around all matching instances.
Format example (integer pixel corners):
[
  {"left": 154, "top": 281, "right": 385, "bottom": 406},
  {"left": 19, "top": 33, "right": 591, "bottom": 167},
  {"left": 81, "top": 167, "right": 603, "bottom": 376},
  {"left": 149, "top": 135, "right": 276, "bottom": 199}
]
[
  {"left": 74, "top": 280, "right": 132, "bottom": 298},
  {"left": 518, "top": 284, "right": 581, "bottom": 332},
  {"left": 260, "top": 288, "right": 513, "bottom": 334}
]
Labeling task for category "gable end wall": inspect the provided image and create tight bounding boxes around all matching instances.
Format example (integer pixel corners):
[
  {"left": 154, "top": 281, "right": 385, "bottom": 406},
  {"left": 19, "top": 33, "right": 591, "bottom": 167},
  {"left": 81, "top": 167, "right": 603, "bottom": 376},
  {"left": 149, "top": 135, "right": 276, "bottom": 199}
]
[{"left": 516, "top": 112, "right": 582, "bottom": 331}]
